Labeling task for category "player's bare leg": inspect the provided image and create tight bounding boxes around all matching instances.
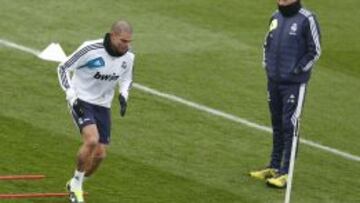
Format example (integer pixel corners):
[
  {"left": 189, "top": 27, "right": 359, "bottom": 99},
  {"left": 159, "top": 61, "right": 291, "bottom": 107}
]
[
  {"left": 85, "top": 144, "right": 107, "bottom": 177},
  {"left": 67, "top": 124, "right": 99, "bottom": 203},
  {"left": 76, "top": 124, "right": 100, "bottom": 172}
]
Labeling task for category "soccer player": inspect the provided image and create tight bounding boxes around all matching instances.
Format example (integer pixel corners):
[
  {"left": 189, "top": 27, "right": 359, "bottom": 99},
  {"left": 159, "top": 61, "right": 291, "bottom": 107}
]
[
  {"left": 250, "top": 0, "right": 321, "bottom": 188},
  {"left": 57, "top": 20, "right": 134, "bottom": 203}
]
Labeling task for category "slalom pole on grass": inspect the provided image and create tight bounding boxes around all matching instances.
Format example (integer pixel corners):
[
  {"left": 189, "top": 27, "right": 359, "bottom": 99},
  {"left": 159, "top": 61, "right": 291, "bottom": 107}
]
[
  {"left": 0, "top": 192, "right": 88, "bottom": 199},
  {"left": 0, "top": 175, "right": 46, "bottom": 180},
  {"left": 284, "top": 121, "right": 301, "bottom": 203},
  {"left": 284, "top": 83, "right": 307, "bottom": 203},
  {"left": 0, "top": 174, "right": 89, "bottom": 200}
]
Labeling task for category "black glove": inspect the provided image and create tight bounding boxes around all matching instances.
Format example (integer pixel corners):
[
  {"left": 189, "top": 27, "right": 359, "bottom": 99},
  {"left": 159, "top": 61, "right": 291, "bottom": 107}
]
[
  {"left": 119, "top": 94, "right": 127, "bottom": 117},
  {"left": 72, "top": 99, "right": 84, "bottom": 117},
  {"left": 293, "top": 67, "right": 302, "bottom": 74}
]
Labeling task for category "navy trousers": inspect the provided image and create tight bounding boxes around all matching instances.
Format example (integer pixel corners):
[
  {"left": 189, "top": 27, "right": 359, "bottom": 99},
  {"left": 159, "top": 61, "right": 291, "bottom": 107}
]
[{"left": 267, "top": 80, "right": 307, "bottom": 174}]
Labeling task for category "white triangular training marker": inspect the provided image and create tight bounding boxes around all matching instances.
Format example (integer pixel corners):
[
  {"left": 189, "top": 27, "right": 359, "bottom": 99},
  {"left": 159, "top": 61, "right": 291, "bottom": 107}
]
[{"left": 38, "top": 42, "right": 67, "bottom": 63}]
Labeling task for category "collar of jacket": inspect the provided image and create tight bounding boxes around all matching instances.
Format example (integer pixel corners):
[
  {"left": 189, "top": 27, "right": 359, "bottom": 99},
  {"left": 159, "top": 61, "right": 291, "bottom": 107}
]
[
  {"left": 278, "top": 1, "right": 302, "bottom": 17},
  {"left": 103, "top": 33, "right": 127, "bottom": 57}
]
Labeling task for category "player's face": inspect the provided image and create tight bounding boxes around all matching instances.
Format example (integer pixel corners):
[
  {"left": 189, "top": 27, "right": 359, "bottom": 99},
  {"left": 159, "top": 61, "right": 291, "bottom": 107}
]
[
  {"left": 277, "top": 0, "right": 297, "bottom": 6},
  {"left": 111, "top": 31, "right": 132, "bottom": 55}
]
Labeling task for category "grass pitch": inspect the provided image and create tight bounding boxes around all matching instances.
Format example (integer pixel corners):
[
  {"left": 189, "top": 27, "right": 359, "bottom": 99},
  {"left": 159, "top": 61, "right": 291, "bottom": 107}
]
[{"left": 0, "top": 0, "right": 359, "bottom": 202}]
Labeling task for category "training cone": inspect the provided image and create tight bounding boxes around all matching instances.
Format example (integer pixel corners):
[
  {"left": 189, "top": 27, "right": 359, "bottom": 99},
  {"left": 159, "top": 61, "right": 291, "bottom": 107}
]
[{"left": 38, "top": 42, "right": 67, "bottom": 63}]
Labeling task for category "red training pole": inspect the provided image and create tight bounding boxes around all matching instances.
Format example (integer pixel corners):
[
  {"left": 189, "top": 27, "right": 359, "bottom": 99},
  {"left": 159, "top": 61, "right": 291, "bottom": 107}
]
[{"left": 0, "top": 175, "right": 46, "bottom": 180}]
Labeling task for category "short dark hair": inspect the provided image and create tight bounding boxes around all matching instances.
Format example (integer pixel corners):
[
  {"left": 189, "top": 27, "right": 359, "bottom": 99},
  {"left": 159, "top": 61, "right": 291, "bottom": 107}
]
[{"left": 111, "top": 20, "right": 132, "bottom": 34}]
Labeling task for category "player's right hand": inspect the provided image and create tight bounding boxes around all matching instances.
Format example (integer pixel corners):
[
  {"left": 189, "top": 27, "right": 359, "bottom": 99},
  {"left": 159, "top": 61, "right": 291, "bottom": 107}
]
[
  {"left": 66, "top": 89, "right": 84, "bottom": 117},
  {"left": 66, "top": 88, "right": 77, "bottom": 106}
]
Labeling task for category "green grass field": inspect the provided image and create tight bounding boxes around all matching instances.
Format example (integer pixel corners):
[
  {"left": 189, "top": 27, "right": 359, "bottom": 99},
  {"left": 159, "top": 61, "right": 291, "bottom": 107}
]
[{"left": 1, "top": 0, "right": 359, "bottom": 202}]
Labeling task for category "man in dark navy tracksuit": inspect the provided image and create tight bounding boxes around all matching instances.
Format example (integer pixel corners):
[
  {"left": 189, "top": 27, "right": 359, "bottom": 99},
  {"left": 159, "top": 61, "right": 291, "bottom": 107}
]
[{"left": 250, "top": 0, "right": 321, "bottom": 188}]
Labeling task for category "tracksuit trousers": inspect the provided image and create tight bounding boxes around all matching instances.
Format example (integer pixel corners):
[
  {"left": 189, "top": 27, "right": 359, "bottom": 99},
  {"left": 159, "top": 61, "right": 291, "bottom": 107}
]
[{"left": 267, "top": 80, "right": 307, "bottom": 174}]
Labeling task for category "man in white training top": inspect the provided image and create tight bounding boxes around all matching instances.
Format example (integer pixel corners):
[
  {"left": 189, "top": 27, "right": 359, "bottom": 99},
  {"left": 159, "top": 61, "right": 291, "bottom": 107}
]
[{"left": 57, "top": 19, "right": 134, "bottom": 203}]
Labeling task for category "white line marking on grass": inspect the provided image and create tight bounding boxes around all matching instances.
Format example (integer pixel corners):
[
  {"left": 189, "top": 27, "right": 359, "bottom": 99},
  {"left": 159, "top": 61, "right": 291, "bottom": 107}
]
[
  {"left": 0, "top": 39, "right": 40, "bottom": 55},
  {"left": 133, "top": 83, "right": 273, "bottom": 133},
  {"left": 133, "top": 83, "right": 360, "bottom": 162},
  {"left": 1, "top": 38, "right": 359, "bottom": 163}
]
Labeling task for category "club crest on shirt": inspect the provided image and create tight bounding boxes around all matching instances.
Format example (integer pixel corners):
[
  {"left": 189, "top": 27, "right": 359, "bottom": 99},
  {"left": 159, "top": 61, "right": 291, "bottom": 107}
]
[
  {"left": 289, "top": 23, "right": 298, "bottom": 35},
  {"left": 121, "top": 61, "right": 127, "bottom": 69}
]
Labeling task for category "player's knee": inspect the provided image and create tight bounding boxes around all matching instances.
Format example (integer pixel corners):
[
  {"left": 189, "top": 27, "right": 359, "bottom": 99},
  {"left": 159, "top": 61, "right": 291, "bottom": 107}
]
[
  {"left": 83, "top": 137, "right": 99, "bottom": 149},
  {"left": 82, "top": 134, "right": 99, "bottom": 148},
  {"left": 81, "top": 125, "right": 100, "bottom": 146}
]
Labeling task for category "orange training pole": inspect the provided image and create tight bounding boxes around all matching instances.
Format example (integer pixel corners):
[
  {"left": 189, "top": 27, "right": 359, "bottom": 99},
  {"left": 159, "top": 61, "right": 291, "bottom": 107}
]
[
  {"left": 0, "top": 192, "right": 88, "bottom": 199},
  {"left": 0, "top": 175, "right": 46, "bottom": 180}
]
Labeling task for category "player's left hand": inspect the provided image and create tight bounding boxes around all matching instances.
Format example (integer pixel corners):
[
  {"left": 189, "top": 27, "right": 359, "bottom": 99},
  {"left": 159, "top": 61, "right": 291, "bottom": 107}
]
[
  {"left": 293, "top": 67, "right": 302, "bottom": 74},
  {"left": 119, "top": 94, "right": 127, "bottom": 117},
  {"left": 66, "top": 88, "right": 77, "bottom": 106}
]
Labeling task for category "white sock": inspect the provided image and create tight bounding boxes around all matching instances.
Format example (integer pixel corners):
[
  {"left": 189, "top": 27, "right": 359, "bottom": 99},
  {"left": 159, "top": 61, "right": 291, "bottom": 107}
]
[{"left": 70, "top": 170, "right": 85, "bottom": 191}]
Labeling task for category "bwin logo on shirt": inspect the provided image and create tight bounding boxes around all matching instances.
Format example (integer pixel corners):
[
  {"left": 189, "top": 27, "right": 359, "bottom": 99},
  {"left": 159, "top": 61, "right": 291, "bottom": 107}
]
[{"left": 93, "top": 72, "right": 120, "bottom": 81}]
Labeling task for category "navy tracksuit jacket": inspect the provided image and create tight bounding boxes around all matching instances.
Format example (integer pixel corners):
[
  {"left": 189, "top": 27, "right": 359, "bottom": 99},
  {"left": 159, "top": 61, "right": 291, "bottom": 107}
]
[{"left": 263, "top": 8, "right": 321, "bottom": 173}]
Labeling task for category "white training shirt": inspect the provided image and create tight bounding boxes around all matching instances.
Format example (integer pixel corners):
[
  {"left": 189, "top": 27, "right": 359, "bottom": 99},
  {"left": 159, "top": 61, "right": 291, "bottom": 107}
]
[{"left": 57, "top": 39, "right": 134, "bottom": 108}]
